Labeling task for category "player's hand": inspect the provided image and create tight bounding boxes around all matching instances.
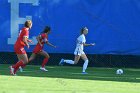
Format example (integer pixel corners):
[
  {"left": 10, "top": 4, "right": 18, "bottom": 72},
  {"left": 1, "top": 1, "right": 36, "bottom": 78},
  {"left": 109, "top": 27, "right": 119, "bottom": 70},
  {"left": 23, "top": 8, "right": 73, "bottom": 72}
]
[
  {"left": 90, "top": 43, "right": 95, "bottom": 46},
  {"left": 28, "top": 40, "right": 33, "bottom": 44}
]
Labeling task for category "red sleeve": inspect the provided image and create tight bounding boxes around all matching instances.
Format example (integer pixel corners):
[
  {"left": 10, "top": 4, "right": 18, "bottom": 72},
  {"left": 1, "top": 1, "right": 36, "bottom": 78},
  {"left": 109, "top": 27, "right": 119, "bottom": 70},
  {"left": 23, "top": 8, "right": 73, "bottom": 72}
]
[
  {"left": 41, "top": 33, "right": 45, "bottom": 39},
  {"left": 23, "top": 29, "right": 29, "bottom": 38}
]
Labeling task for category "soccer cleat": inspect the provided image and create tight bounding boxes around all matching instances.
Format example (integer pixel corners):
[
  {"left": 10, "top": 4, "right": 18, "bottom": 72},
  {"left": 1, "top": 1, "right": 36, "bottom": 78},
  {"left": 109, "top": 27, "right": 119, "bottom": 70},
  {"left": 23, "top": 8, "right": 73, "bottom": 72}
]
[
  {"left": 19, "top": 66, "right": 23, "bottom": 72},
  {"left": 82, "top": 72, "right": 88, "bottom": 74},
  {"left": 10, "top": 66, "right": 16, "bottom": 76},
  {"left": 59, "top": 59, "right": 65, "bottom": 66},
  {"left": 40, "top": 67, "right": 48, "bottom": 72},
  {"left": 11, "top": 73, "right": 17, "bottom": 76}
]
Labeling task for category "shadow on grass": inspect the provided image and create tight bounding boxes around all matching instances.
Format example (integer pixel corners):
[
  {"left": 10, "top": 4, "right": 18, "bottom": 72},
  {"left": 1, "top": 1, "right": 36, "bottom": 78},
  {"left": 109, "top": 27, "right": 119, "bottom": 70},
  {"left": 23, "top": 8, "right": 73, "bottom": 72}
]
[{"left": 0, "top": 64, "right": 140, "bottom": 83}]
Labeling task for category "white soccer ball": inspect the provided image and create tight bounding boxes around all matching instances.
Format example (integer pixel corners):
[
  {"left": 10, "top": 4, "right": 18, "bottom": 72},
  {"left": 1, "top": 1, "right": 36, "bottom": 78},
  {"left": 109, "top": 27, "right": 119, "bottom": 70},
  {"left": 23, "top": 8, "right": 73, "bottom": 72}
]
[{"left": 116, "top": 69, "right": 123, "bottom": 75}]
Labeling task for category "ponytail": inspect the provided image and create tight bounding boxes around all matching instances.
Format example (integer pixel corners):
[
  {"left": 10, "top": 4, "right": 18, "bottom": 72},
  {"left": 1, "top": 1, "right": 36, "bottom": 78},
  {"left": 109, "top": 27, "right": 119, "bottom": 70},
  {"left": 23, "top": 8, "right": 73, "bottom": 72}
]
[{"left": 42, "top": 26, "right": 51, "bottom": 33}]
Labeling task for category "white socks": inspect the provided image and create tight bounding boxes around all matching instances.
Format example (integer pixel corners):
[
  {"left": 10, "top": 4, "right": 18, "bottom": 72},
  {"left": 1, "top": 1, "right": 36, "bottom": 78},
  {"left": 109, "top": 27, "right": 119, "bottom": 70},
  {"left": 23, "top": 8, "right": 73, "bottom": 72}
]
[
  {"left": 64, "top": 59, "right": 89, "bottom": 73},
  {"left": 64, "top": 60, "right": 75, "bottom": 64},
  {"left": 82, "top": 60, "right": 89, "bottom": 72}
]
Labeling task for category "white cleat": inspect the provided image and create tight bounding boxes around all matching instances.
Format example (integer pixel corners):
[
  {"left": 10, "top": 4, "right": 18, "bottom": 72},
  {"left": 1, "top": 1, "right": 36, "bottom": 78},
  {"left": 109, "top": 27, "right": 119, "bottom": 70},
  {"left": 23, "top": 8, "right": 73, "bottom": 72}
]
[
  {"left": 10, "top": 66, "right": 16, "bottom": 76},
  {"left": 40, "top": 67, "right": 48, "bottom": 72},
  {"left": 19, "top": 66, "right": 23, "bottom": 72},
  {"left": 59, "top": 59, "right": 65, "bottom": 66},
  {"left": 82, "top": 72, "right": 88, "bottom": 74}
]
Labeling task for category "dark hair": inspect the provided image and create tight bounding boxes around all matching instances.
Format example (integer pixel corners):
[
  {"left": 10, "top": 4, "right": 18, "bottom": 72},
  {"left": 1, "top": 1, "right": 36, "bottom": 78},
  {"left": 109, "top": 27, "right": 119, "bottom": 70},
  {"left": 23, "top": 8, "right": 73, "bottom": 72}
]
[
  {"left": 81, "top": 28, "right": 85, "bottom": 34},
  {"left": 24, "top": 20, "right": 32, "bottom": 28},
  {"left": 81, "top": 27, "right": 88, "bottom": 34},
  {"left": 42, "top": 26, "right": 51, "bottom": 33}
]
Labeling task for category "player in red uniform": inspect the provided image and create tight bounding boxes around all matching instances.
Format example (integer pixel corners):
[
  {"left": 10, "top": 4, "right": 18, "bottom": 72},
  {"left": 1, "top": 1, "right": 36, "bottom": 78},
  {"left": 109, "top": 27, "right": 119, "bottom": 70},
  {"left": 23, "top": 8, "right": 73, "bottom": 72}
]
[
  {"left": 20, "top": 26, "right": 56, "bottom": 72},
  {"left": 10, "top": 20, "right": 32, "bottom": 75}
]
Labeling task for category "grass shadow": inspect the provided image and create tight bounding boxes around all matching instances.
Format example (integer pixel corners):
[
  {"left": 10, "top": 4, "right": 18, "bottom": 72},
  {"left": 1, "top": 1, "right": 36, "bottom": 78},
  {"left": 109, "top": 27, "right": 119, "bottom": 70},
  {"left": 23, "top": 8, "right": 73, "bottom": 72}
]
[{"left": 0, "top": 64, "right": 140, "bottom": 83}]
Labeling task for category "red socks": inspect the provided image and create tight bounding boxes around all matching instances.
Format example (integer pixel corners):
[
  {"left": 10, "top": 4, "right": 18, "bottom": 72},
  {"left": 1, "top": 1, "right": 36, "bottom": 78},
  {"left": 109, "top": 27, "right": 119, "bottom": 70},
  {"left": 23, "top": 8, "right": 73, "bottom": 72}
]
[
  {"left": 12, "top": 58, "right": 48, "bottom": 74},
  {"left": 41, "top": 58, "right": 48, "bottom": 68},
  {"left": 21, "top": 64, "right": 26, "bottom": 68},
  {"left": 12, "top": 60, "right": 24, "bottom": 74}
]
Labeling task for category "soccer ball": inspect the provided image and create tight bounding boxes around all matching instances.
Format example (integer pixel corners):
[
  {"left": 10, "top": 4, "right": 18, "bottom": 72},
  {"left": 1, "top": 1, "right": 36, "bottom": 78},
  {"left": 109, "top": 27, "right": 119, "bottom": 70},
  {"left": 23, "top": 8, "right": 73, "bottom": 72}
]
[{"left": 116, "top": 69, "right": 123, "bottom": 75}]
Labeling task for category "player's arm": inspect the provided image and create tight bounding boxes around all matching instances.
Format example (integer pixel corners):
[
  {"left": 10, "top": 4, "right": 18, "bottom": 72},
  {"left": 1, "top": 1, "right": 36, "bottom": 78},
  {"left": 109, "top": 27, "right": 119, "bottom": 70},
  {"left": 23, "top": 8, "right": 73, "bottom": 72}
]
[
  {"left": 80, "top": 37, "right": 95, "bottom": 46},
  {"left": 36, "top": 35, "right": 42, "bottom": 46},
  {"left": 83, "top": 43, "right": 95, "bottom": 46},
  {"left": 23, "top": 36, "right": 29, "bottom": 48},
  {"left": 27, "top": 39, "right": 33, "bottom": 43},
  {"left": 46, "top": 41, "right": 56, "bottom": 48}
]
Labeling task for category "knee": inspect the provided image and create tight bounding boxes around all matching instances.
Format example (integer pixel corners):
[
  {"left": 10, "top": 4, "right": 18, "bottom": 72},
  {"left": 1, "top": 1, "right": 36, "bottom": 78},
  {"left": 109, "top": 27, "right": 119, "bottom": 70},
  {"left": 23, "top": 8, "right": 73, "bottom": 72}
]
[
  {"left": 85, "top": 59, "right": 89, "bottom": 63},
  {"left": 22, "top": 59, "right": 28, "bottom": 64},
  {"left": 25, "top": 60, "right": 28, "bottom": 64},
  {"left": 74, "top": 61, "right": 78, "bottom": 64},
  {"left": 29, "top": 57, "right": 34, "bottom": 62},
  {"left": 29, "top": 58, "right": 32, "bottom": 62},
  {"left": 23, "top": 61, "right": 28, "bottom": 64},
  {"left": 45, "top": 55, "right": 50, "bottom": 59}
]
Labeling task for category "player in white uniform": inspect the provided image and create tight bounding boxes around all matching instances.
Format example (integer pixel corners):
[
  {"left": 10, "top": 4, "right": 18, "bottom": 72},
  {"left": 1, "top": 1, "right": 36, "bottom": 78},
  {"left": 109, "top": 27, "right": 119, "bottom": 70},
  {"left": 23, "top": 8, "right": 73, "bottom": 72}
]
[{"left": 59, "top": 27, "right": 95, "bottom": 74}]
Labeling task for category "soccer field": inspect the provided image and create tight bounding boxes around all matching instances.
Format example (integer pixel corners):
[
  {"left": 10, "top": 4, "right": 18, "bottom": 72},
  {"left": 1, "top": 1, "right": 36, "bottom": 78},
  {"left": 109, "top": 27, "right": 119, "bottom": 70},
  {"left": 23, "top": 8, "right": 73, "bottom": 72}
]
[{"left": 0, "top": 64, "right": 140, "bottom": 93}]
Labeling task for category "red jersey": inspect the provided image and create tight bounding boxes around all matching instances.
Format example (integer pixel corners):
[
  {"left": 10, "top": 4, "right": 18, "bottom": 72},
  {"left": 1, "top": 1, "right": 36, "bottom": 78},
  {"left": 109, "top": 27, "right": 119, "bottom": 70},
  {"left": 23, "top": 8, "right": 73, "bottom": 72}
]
[
  {"left": 39, "top": 33, "right": 48, "bottom": 45},
  {"left": 15, "top": 27, "right": 29, "bottom": 47},
  {"left": 14, "top": 27, "right": 29, "bottom": 54},
  {"left": 33, "top": 33, "right": 48, "bottom": 54}
]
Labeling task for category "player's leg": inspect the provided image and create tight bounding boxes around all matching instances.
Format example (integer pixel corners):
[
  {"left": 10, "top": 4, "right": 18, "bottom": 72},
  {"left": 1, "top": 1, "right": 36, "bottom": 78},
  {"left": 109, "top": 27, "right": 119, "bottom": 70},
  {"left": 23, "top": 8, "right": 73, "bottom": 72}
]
[
  {"left": 19, "top": 53, "right": 37, "bottom": 72},
  {"left": 38, "top": 50, "right": 50, "bottom": 71},
  {"left": 18, "top": 54, "right": 29, "bottom": 70},
  {"left": 15, "top": 54, "right": 23, "bottom": 72},
  {"left": 81, "top": 53, "right": 89, "bottom": 74},
  {"left": 60, "top": 55, "right": 80, "bottom": 65},
  {"left": 10, "top": 54, "right": 28, "bottom": 75},
  {"left": 59, "top": 48, "right": 81, "bottom": 65},
  {"left": 74, "top": 55, "right": 80, "bottom": 64},
  {"left": 29, "top": 53, "right": 37, "bottom": 62}
]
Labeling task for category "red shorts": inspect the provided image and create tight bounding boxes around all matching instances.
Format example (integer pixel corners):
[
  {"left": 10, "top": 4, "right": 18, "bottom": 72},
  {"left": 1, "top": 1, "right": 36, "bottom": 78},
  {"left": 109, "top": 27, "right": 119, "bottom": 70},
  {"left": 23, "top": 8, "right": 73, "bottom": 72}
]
[
  {"left": 14, "top": 45, "right": 26, "bottom": 54},
  {"left": 33, "top": 44, "right": 43, "bottom": 54}
]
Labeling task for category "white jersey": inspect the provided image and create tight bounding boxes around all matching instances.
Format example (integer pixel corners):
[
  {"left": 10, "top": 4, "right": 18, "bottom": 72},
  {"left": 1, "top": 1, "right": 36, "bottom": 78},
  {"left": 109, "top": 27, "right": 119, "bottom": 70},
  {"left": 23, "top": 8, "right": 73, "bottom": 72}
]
[{"left": 74, "top": 34, "right": 86, "bottom": 55}]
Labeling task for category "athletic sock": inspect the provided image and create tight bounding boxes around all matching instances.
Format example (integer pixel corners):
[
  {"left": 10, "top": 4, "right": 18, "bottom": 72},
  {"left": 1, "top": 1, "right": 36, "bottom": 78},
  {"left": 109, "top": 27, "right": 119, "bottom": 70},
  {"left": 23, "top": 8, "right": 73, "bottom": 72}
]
[
  {"left": 12, "top": 60, "right": 24, "bottom": 74},
  {"left": 64, "top": 60, "right": 74, "bottom": 64},
  {"left": 21, "top": 64, "right": 26, "bottom": 68},
  {"left": 41, "top": 58, "right": 48, "bottom": 68},
  {"left": 82, "top": 60, "right": 89, "bottom": 72}
]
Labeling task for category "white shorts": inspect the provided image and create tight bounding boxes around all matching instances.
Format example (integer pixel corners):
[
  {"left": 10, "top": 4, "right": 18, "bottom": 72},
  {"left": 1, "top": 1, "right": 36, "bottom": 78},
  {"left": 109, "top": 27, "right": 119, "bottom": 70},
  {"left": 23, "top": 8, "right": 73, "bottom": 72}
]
[{"left": 74, "top": 48, "right": 85, "bottom": 56}]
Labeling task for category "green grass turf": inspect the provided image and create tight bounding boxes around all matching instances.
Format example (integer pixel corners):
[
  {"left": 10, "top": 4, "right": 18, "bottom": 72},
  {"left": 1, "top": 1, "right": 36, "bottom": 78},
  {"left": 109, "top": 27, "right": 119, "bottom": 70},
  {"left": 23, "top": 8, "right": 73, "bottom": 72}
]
[{"left": 0, "top": 64, "right": 140, "bottom": 93}]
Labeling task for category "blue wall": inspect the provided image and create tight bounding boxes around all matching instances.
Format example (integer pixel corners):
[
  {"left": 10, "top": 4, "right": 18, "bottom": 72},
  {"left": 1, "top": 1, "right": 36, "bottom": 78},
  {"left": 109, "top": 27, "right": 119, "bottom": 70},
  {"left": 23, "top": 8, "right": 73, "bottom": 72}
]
[{"left": 0, "top": 0, "right": 140, "bottom": 55}]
